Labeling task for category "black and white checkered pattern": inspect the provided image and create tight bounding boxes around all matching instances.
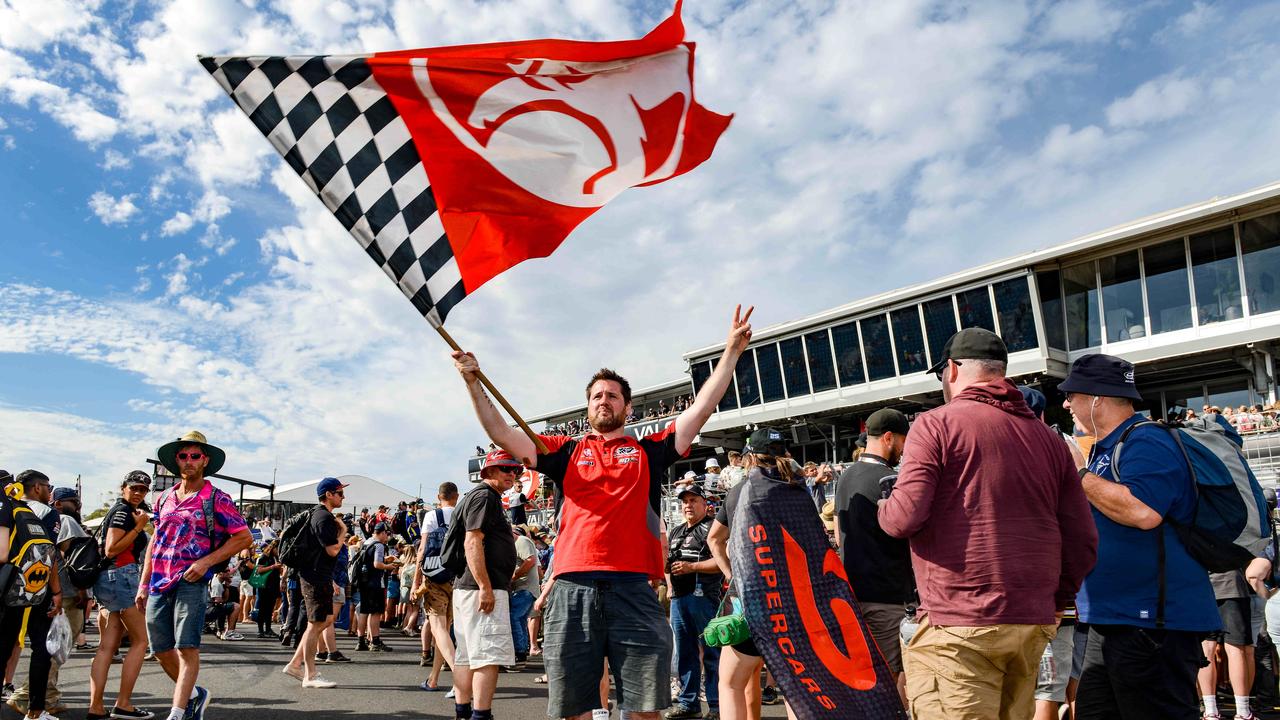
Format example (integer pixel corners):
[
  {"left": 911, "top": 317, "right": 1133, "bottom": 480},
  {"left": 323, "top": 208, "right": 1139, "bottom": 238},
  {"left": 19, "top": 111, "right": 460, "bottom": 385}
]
[{"left": 200, "top": 54, "right": 466, "bottom": 326}]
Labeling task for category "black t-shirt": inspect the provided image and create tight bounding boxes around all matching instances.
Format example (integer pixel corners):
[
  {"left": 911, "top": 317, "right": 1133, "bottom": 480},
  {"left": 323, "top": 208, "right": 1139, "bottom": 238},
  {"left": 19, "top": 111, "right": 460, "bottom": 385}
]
[
  {"left": 667, "top": 516, "right": 721, "bottom": 598},
  {"left": 304, "top": 506, "right": 340, "bottom": 583},
  {"left": 454, "top": 484, "right": 518, "bottom": 592},
  {"left": 105, "top": 499, "right": 149, "bottom": 567},
  {"left": 833, "top": 457, "right": 915, "bottom": 604}
]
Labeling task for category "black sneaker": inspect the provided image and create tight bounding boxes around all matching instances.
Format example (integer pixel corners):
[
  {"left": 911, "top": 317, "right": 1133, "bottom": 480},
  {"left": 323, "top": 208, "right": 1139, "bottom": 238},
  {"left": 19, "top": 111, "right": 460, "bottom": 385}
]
[
  {"left": 356, "top": 639, "right": 370, "bottom": 651},
  {"left": 0, "top": 683, "right": 13, "bottom": 702},
  {"left": 111, "top": 706, "right": 156, "bottom": 719},
  {"left": 326, "top": 651, "right": 352, "bottom": 663},
  {"left": 761, "top": 686, "right": 780, "bottom": 705},
  {"left": 371, "top": 641, "right": 393, "bottom": 652},
  {"left": 184, "top": 686, "right": 210, "bottom": 720},
  {"left": 419, "top": 652, "right": 432, "bottom": 667},
  {"left": 315, "top": 651, "right": 329, "bottom": 662},
  {"left": 664, "top": 706, "right": 701, "bottom": 720}
]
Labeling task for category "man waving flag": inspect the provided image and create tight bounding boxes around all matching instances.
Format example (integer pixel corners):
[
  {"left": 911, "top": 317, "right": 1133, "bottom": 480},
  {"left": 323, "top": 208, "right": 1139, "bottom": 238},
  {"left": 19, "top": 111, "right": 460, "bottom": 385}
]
[{"left": 201, "top": 2, "right": 730, "bottom": 326}]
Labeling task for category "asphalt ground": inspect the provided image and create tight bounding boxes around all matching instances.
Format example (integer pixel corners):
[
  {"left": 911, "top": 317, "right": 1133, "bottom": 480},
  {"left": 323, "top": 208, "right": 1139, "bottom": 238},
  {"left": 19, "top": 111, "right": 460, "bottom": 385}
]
[{"left": 26, "top": 625, "right": 790, "bottom": 720}]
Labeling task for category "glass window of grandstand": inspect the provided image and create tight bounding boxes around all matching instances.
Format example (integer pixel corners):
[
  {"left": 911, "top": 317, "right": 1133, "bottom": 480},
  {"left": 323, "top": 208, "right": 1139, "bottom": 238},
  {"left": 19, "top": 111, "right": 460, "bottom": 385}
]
[
  {"left": 1163, "top": 385, "right": 1206, "bottom": 419},
  {"left": 1099, "top": 251, "right": 1145, "bottom": 342},
  {"left": 1063, "top": 261, "right": 1101, "bottom": 350},
  {"left": 1142, "top": 238, "right": 1193, "bottom": 334},
  {"left": 756, "top": 345, "right": 786, "bottom": 402},
  {"left": 710, "top": 357, "right": 737, "bottom": 411},
  {"left": 690, "top": 360, "right": 712, "bottom": 394},
  {"left": 957, "top": 287, "right": 995, "bottom": 331},
  {"left": 890, "top": 307, "right": 928, "bottom": 374},
  {"left": 922, "top": 296, "right": 958, "bottom": 362},
  {"left": 860, "top": 314, "right": 896, "bottom": 381},
  {"left": 779, "top": 337, "right": 811, "bottom": 396},
  {"left": 1190, "top": 226, "right": 1243, "bottom": 324},
  {"left": 1241, "top": 212, "right": 1280, "bottom": 316},
  {"left": 1036, "top": 270, "right": 1067, "bottom": 350},
  {"left": 993, "top": 277, "right": 1037, "bottom": 352},
  {"left": 805, "top": 330, "right": 838, "bottom": 392},
  {"left": 830, "top": 322, "right": 866, "bottom": 387},
  {"left": 734, "top": 352, "right": 762, "bottom": 407}
]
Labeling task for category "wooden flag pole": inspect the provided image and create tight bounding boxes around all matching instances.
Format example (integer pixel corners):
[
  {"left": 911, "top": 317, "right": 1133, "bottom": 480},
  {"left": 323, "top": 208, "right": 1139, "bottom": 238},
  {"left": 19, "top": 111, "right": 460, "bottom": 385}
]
[{"left": 434, "top": 325, "right": 550, "bottom": 455}]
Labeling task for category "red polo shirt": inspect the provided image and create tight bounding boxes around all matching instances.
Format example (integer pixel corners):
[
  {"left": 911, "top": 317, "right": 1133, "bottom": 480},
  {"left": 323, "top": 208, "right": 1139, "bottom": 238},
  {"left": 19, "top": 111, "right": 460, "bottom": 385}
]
[{"left": 535, "top": 426, "right": 686, "bottom": 578}]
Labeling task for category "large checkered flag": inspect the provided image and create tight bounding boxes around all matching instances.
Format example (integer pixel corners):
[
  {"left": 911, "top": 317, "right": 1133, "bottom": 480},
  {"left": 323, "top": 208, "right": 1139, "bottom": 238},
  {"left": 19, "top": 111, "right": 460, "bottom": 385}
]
[{"left": 200, "top": 1, "right": 729, "bottom": 327}]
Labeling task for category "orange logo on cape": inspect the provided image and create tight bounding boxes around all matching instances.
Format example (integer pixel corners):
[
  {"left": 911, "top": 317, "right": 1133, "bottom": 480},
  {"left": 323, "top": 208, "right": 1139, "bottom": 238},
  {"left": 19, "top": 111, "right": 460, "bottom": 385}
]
[
  {"left": 780, "top": 527, "right": 878, "bottom": 691},
  {"left": 23, "top": 561, "right": 51, "bottom": 594}
]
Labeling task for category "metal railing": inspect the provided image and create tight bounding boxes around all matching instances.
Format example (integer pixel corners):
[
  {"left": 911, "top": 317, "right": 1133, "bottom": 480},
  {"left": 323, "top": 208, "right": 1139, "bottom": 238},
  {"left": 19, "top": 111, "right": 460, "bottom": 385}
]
[{"left": 1244, "top": 431, "right": 1280, "bottom": 487}]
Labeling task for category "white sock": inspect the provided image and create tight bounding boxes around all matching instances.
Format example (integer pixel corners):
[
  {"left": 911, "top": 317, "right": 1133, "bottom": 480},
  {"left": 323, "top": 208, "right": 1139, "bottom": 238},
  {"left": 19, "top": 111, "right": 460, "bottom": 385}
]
[
  {"left": 167, "top": 707, "right": 185, "bottom": 720},
  {"left": 1203, "top": 696, "right": 1218, "bottom": 716},
  {"left": 190, "top": 687, "right": 199, "bottom": 700},
  {"left": 1235, "top": 695, "right": 1250, "bottom": 717}
]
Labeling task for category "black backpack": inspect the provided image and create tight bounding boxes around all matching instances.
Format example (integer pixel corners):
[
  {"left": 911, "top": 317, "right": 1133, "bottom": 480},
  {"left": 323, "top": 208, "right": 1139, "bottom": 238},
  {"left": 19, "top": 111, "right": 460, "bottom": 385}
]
[
  {"left": 279, "top": 508, "right": 322, "bottom": 571},
  {"left": 350, "top": 541, "right": 383, "bottom": 587},
  {"left": 419, "top": 508, "right": 455, "bottom": 584},
  {"left": 63, "top": 534, "right": 109, "bottom": 590},
  {"left": 0, "top": 501, "right": 57, "bottom": 610}
]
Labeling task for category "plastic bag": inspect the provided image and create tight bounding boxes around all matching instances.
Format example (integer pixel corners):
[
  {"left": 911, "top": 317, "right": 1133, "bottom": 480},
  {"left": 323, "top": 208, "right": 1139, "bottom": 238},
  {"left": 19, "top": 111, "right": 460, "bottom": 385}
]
[{"left": 46, "top": 613, "right": 71, "bottom": 665}]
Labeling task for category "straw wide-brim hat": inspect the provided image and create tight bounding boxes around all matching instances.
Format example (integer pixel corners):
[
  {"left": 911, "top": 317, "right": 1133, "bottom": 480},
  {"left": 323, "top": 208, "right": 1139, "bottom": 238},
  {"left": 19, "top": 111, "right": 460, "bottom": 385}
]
[
  {"left": 157, "top": 430, "right": 226, "bottom": 477},
  {"left": 820, "top": 500, "right": 836, "bottom": 532}
]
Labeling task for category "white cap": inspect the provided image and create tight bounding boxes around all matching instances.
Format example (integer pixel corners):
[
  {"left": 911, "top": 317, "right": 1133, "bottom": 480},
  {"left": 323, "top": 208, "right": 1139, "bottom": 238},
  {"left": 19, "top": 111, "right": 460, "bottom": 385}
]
[
  {"left": 705, "top": 457, "right": 721, "bottom": 469},
  {"left": 682, "top": 470, "right": 698, "bottom": 480}
]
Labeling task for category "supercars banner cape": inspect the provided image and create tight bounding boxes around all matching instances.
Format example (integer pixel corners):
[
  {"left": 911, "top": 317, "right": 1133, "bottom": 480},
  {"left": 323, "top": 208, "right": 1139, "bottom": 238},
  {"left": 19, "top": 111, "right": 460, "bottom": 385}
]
[
  {"left": 729, "top": 477, "right": 904, "bottom": 719},
  {"left": 202, "top": 1, "right": 730, "bottom": 326}
]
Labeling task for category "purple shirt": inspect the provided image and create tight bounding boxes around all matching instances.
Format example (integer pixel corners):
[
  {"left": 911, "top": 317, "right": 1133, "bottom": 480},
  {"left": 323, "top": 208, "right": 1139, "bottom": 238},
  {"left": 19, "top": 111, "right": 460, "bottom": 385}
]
[{"left": 148, "top": 481, "right": 248, "bottom": 595}]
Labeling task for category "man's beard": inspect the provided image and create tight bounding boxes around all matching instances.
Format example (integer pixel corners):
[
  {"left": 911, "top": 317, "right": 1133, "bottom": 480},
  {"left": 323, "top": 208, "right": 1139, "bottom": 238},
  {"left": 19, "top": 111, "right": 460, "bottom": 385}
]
[{"left": 589, "top": 407, "right": 625, "bottom": 433}]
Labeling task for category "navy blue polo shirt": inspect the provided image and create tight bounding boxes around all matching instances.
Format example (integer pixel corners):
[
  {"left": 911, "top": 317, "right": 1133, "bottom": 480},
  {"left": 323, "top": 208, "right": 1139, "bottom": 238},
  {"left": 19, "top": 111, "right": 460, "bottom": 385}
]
[{"left": 1076, "top": 414, "right": 1219, "bottom": 631}]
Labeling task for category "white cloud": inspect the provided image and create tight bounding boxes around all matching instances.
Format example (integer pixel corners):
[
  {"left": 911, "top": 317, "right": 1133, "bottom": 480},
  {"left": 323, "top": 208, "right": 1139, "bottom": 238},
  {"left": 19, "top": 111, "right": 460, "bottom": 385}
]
[
  {"left": 165, "top": 253, "right": 195, "bottom": 296},
  {"left": 1, "top": 135, "right": 13, "bottom": 150},
  {"left": 87, "top": 191, "right": 139, "bottom": 225},
  {"left": 160, "top": 211, "right": 193, "bottom": 236},
  {"left": 0, "top": 0, "right": 98, "bottom": 52},
  {"left": 101, "top": 149, "right": 130, "bottom": 169},
  {"left": 1041, "top": 0, "right": 1126, "bottom": 43},
  {"left": 1106, "top": 74, "right": 1202, "bottom": 128}
]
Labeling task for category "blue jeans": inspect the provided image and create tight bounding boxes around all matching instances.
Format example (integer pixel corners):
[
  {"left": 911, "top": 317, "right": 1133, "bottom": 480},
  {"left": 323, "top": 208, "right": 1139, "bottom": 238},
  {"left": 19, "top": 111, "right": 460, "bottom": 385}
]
[
  {"left": 146, "top": 579, "right": 210, "bottom": 652},
  {"left": 510, "top": 589, "right": 535, "bottom": 656},
  {"left": 671, "top": 593, "right": 720, "bottom": 710}
]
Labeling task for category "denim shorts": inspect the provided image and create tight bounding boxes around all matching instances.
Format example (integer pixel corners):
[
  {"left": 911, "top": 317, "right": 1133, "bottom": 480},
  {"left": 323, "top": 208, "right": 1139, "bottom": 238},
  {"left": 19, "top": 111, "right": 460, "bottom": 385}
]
[
  {"left": 544, "top": 575, "right": 672, "bottom": 717},
  {"left": 146, "top": 579, "right": 210, "bottom": 652},
  {"left": 93, "top": 563, "right": 141, "bottom": 613}
]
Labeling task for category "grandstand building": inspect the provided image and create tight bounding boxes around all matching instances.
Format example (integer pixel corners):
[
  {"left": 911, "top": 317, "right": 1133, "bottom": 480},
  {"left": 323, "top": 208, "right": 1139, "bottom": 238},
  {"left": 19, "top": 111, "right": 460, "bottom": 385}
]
[{"left": 527, "top": 180, "right": 1280, "bottom": 487}]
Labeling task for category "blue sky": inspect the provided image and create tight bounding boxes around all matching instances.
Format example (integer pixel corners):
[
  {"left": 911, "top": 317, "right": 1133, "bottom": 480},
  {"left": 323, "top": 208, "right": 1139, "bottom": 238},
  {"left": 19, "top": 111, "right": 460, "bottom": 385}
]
[{"left": 2, "top": 0, "right": 1279, "bottom": 508}]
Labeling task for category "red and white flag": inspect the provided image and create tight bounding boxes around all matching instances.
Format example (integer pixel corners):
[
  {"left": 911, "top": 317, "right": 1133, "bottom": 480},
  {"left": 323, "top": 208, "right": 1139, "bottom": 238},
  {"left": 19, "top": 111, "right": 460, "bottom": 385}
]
[{"left": 202, "top": 2, "right": 730, "bottom": 326}]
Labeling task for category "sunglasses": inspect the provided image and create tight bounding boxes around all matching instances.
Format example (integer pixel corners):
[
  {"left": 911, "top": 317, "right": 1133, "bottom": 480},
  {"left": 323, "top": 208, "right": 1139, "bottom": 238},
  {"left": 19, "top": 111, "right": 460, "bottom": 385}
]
[
  {"left": 177, "top": 452, "right": 205, "bottom": 461},
  {"left": 495, "top": 466, "right": 522, "bottom": 474},
  {"left": 932, "top": 358, "right": 962, "bottom": 381},
  {"left": 127, "top": 484, "right": 151, "bottom": 491}
]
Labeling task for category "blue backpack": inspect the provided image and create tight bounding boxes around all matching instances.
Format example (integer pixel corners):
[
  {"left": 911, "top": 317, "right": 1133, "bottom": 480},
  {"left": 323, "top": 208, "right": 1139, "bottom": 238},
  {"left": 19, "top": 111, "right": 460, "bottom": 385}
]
[
  {"left": 418, "top": 508, "right": 454, "bottom": 584},
  {"left": 1114, "top": 415, "right": 1269, "bottom": 574}
]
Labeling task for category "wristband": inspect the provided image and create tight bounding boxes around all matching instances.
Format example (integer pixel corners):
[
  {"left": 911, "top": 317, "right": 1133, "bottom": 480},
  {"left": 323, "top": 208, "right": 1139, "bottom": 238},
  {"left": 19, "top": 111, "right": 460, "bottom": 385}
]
[{"left": 1078, "top": 467, "right": 1090, "bottom": 481}]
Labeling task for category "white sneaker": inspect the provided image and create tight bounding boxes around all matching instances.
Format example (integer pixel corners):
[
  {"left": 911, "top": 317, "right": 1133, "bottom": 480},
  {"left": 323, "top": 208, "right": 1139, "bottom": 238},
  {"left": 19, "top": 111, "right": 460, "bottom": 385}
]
[
  {"left": 592, "top": 709, "right": 610, "bottom": 720},
  {"left": 302, "top": 675, "right": 337, "bottom": 689},
  {"left": 33, "top": 712, "right": 60, "bottom": 720},
  {"left": 281, "top": 664, "right": 303, "bottom": 681}
]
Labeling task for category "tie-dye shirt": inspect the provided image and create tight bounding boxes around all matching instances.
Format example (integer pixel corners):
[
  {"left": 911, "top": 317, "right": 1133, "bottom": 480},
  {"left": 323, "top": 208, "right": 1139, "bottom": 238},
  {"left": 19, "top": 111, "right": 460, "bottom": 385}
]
[{"left": 148, "top": 481, "right": 248, "bottom": 595}]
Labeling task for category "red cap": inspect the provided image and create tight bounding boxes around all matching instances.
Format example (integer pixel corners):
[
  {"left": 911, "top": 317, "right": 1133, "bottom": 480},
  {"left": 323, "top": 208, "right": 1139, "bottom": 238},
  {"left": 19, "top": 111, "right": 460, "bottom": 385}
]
[{"left": 483, "top": 449, "right": 524, "bottom": 473}]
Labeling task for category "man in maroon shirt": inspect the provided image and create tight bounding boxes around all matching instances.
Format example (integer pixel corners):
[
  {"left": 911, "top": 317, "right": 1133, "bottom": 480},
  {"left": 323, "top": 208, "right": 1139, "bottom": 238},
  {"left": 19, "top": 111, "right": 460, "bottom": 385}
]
[
  {"left": 878, "top": 328, "right": 1097, "bottom": 720},
  {"left": 453, "top": 306, "right": 753, "bottom": 720}
]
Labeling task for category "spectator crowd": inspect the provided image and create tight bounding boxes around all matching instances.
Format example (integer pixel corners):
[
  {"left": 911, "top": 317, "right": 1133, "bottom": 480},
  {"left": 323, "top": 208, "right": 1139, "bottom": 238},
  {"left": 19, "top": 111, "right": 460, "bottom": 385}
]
[{"left": 4, "top": 319, "right": 1280, "bottom": 720}]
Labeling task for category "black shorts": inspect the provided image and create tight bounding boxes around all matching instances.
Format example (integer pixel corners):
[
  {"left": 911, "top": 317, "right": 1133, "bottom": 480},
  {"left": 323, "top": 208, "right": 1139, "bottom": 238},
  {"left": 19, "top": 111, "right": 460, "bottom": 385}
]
[
  {"left": 358, "top": 585, "right": 386, "bottom": 615},
  {"left": 1076, "top": 624, "right": 1204, "bottom": 720},
  {"left": 226, "top": 586, "right": 241, "bottom": 605},
  {"left": 1209, "top": 597, "right": 1253, "bottom": 646},
  {"left": 301, "top": 577, "right": 334, "bottom": 623}
]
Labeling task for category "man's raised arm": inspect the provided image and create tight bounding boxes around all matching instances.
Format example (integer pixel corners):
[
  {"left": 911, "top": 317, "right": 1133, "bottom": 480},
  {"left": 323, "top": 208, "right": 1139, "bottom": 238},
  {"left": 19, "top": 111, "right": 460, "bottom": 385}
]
[
  {"left": 453, "top": 350, "right": 537, "bottom": 463},
  {"left": 675, "top": 305, "right": 754, "bottom": 455}
]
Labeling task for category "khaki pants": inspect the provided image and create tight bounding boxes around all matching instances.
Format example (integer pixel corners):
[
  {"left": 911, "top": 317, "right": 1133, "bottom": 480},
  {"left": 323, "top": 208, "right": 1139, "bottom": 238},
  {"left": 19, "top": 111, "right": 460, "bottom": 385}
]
[
  {"left": 10, "top": 596, "right": 82, "bottom": 712},
  {"left": 903, "top": 616, "right": 1056, "bottom": 720}
]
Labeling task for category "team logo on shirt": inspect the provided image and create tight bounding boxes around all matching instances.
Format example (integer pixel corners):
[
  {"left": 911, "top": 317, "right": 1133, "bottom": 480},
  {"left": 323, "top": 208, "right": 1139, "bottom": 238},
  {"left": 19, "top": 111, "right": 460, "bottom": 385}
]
[
  {"left": 1091, "top": 453, "right": 1111, "bottom": 478},
  {"left": 581, "top": 448, "right": 594, "bottom": 458},
  {"left": 614, "top": 446, "right": 639, "bottom": 464}
]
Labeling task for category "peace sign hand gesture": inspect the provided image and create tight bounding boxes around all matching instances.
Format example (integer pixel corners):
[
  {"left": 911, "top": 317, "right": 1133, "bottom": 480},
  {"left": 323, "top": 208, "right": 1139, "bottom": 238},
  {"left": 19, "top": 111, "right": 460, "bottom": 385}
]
[{"left": 726, "top": 304, "right": 754, "bottom": 356}]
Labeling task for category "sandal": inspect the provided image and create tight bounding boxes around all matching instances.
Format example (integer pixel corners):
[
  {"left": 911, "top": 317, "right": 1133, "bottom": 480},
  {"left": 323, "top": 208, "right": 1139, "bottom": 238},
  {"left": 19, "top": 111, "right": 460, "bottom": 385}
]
[{"left": 534, "top": 674, "right": 548, "bottom": 684}]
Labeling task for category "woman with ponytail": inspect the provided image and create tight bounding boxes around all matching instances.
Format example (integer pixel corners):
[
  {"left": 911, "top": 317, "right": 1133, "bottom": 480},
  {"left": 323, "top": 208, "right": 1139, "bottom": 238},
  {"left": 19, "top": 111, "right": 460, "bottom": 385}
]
[{"left": 706, "top": 428, "right": 806, "bottom": 720}]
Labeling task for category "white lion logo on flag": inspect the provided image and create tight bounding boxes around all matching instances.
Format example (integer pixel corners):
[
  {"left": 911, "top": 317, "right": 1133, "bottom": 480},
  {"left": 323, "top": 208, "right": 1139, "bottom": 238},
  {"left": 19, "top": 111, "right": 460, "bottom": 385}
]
[{"left": 412, "top": 50, "right": 695, "bottom": 208}]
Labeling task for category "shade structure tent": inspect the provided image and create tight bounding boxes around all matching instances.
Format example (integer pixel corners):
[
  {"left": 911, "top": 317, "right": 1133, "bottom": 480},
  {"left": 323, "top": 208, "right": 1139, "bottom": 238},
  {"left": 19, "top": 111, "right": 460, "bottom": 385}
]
[{"left": 239, "top": 474, "right": 415, "bottom": 530}]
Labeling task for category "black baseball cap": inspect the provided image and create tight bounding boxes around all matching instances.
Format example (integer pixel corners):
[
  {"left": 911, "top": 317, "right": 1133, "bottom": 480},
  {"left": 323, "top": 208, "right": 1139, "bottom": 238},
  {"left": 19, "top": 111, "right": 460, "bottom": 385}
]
[
  {"left": 744, "top": 427, "right": 789, "bottom": 455},
  {"left": 866, "top": 408, "right": 910, "bottom": 437},
  {"left": 1058, "top": 353, "right": 1142, "bottom": 401},
  {"left": 926, "top": 328, "right": 1008, "bottom": 376},
  {"left": 677, "top": 484, "right": 708, "bottom": 501}
]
